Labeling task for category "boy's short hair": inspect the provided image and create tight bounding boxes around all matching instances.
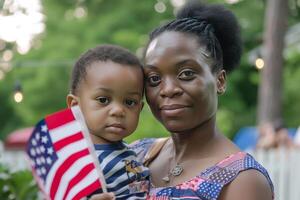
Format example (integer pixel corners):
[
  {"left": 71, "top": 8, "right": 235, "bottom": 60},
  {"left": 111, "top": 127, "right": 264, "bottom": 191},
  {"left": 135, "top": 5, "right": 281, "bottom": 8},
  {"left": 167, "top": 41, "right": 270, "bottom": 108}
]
[{"left": 70, "top": 44, "right": 143, "bottom": 94}]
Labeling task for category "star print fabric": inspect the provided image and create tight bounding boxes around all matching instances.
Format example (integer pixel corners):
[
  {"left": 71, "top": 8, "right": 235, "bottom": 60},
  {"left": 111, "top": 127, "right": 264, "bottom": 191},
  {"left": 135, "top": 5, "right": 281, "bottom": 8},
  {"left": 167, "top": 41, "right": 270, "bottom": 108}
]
[{"left": 131, "top": 138, "right": 274, "bottom": 200}]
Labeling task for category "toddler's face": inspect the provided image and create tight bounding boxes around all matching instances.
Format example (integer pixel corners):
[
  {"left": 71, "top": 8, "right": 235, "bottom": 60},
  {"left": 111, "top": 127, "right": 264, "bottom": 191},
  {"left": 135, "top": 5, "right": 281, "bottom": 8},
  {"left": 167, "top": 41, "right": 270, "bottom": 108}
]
[{"left": 74, "top": 61, "right": 144, "bottom": 144}]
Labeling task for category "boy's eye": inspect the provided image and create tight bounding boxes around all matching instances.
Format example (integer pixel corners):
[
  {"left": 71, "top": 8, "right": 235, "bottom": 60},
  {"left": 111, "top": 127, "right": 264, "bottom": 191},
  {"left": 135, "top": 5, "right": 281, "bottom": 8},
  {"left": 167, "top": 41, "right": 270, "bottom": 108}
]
[
  {"left": 178, "top": 69, "right": 195, "bottom": 80},
  {"left": 125, "top": 99, "right": 138, "bottom": 107},
  {"left": 97, "top": 97, "right": 110, "bottom": 104},
  {"left": 147, "top": 74, "right": 161, "bottom": 86}
]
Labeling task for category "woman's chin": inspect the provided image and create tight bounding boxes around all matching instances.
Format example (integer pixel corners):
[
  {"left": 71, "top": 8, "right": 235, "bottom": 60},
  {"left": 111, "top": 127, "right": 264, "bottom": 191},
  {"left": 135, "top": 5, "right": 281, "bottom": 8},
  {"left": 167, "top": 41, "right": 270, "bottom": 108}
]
[{"left": 164, "top": 123, "right": 189, "bottom": 133}]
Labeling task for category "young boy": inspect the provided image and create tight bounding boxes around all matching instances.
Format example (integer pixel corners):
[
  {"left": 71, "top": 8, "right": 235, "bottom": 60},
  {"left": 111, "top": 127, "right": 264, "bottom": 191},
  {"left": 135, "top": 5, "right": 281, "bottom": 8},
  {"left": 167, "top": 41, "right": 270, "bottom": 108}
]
[{"left": 66, "top": 45, "right": 149, "bottom": 199}]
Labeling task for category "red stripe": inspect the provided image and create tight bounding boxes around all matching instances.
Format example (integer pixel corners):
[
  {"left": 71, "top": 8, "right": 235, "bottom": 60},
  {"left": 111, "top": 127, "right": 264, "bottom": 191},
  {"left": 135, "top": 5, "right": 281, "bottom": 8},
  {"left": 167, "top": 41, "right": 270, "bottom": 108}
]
[
  {"left": 49, "top": 149, "right": 89, "bottom": 199},
  {"left": 72, "top": 180, "right": 101, "bottom": 200},
  {"left": 53, "top": 132, "right": 84, "bottom": 151},
  {"left": 62, "top": 163, "right": 95, "bottom": 200},
  {"left": 45, "top": 108, "right": 75, "bottom": 130}
]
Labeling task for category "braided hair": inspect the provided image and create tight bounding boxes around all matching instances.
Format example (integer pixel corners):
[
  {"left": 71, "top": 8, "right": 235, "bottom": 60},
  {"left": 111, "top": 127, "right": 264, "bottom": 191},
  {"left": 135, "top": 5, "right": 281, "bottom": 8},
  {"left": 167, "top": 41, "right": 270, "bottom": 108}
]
[{"left": 146, "top": 1, "right": 242, "bottom": 73}]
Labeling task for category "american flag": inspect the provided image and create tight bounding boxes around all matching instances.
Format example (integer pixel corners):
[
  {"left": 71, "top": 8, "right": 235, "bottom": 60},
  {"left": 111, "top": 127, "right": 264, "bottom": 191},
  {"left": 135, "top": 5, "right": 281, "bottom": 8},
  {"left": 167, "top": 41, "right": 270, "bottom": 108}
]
[{"left": 26, "top": 106, "right": 106, "bottom": 200}]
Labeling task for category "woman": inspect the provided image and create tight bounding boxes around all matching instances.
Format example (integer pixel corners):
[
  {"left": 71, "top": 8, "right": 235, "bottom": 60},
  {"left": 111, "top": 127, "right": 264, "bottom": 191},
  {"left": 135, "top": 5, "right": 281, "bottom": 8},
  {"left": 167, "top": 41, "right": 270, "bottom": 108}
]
[{"left": 92, "top": 1, "right": 274, "bottom": 199}]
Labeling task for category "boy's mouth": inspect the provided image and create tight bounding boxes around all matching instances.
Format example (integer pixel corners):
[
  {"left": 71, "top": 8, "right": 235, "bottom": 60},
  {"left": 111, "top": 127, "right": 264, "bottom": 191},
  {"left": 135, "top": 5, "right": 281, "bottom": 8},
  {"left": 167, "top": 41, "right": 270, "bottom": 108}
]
[{"left": 105, "top": 123, "right": 126, "bottom": 134}]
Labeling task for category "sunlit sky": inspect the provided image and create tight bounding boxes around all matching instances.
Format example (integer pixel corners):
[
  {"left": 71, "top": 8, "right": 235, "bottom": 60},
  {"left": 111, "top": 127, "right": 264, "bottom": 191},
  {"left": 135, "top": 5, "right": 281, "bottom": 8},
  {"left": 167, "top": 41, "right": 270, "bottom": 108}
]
[{"left": 0, "top": 0, "right": 45, "bottom": 54}]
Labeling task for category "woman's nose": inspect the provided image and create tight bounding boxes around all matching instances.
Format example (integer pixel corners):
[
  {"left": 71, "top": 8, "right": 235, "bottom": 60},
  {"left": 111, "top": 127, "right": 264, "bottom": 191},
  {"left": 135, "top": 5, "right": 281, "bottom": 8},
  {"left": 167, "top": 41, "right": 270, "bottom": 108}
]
[
  {"left": 109, "top": 103, "right": 125, "bottom": 117},
  {"left": 160, "top": 77, "right": 183, "bottom": 98}
]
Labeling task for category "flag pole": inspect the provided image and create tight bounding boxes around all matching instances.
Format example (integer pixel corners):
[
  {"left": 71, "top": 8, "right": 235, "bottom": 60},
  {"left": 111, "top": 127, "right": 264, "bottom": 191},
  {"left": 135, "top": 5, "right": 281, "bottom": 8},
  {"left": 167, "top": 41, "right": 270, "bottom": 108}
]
[{"left": 71, "top": 106, "right": 108, "bottom": 193}]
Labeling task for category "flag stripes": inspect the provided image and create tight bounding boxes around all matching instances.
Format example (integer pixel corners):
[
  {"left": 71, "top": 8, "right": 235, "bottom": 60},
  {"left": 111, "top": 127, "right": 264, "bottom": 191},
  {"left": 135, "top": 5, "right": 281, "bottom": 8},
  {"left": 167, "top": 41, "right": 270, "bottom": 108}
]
[{"left": 27, "top": 106, "right": 105, "bottom": 200}]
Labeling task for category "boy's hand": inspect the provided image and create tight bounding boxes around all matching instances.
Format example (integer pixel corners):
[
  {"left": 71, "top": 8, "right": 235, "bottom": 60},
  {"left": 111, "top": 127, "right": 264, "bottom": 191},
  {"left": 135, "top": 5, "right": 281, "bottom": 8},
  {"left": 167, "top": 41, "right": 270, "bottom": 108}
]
[{"left": 89, "top": 192, "right": 115, "bottom": 200}]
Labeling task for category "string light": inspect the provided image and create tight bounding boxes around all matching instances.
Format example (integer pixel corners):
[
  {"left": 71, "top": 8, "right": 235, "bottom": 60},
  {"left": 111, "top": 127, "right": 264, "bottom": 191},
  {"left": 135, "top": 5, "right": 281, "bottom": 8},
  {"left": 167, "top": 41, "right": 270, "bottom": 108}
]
[
  {"left": 14, "top": 91, "right": 23, "bottom": 103},
  {"left": 13, "top": 81, "right": 23, "bottom": 103}
]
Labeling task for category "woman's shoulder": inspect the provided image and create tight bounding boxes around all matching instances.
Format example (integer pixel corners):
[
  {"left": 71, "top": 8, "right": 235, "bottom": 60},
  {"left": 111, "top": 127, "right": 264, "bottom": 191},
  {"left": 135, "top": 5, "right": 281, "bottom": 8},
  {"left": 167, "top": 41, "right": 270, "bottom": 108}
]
[
  {"left": 204, "top": 152, "right": 273, "bottom": 186},
  {"left": 218, "top": 169, "right": 274, "bottom": 200},
  {"left": 211, "top": 152, "right": 274, "bottom": 200}
]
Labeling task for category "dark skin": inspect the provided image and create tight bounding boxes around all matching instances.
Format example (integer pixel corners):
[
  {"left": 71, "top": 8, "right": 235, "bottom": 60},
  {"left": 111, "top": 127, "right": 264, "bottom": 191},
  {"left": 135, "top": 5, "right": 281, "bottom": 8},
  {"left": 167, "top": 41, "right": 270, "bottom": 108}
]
[{"left": 92, "top": 31, "right": 273, "bottom": 199}]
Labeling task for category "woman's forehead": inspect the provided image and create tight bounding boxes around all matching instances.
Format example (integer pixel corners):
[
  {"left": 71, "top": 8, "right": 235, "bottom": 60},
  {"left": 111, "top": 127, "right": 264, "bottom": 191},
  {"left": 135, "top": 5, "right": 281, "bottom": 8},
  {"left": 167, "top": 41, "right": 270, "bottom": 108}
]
[{"left": 145, "top": 31, "right": 210, "bottom": 66}]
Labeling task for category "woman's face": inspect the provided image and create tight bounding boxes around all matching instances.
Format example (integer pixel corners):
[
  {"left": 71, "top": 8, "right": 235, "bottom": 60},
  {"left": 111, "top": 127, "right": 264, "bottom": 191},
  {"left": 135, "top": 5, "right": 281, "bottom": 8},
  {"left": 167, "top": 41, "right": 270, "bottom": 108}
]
[{"left": 144, "top": 31, "right": 225, "bottom": 132}]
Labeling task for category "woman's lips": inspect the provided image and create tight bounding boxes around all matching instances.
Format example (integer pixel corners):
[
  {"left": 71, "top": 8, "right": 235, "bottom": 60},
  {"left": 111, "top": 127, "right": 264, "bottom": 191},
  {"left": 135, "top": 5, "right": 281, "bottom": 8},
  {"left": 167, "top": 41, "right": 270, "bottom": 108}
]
[{"left": 160, "top": 104, "right": 188, "bottom": 116}]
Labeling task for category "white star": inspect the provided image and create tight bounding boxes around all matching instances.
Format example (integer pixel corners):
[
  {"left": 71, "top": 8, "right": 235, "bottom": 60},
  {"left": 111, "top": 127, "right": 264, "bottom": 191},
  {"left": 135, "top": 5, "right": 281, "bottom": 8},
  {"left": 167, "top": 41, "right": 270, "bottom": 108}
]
[
  {"left": 47, "top": 147, "right": 53, "bottom": 155},
  {"left": 41, "top": 157, "right": 46, "bottom": 164},
  {"left": 35, "top": 132, "right": 40, "bottom": 140},
  {"left": 46, "top": 157, "right": 52, "bottom": 165},
  {"left": 40, "top": 146, "right": 46, "bottom": 153},
  {"left": 41, "top": 136, "right": 48, "bottom": 144},
  {"left": 36, "top": 147, "right": 41, "bottom": 155},
  {"left": 36, "top": 169, "right": 41, "bottom": 176},
  {"left": 31, "top": 139, "right": 37, "bottom": 146},
  {"left": 41, "top": 167, "right": 46, "bottom": 175},
  {"left": 30, "top": 149, "right": 36, "bottom": 156},
  {"left": 36, "top": 158, "right": 41, "bottom": 165},
  {"left": 41, "top": 125, "right": 48, "bottom": 133}
]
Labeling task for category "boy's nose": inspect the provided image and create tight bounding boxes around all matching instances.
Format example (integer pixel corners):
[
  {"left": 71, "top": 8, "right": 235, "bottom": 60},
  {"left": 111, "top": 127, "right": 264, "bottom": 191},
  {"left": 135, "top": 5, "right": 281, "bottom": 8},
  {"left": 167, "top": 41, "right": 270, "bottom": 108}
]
[{"left": 109, "top": 103, "right": 125, "bottom": 117}]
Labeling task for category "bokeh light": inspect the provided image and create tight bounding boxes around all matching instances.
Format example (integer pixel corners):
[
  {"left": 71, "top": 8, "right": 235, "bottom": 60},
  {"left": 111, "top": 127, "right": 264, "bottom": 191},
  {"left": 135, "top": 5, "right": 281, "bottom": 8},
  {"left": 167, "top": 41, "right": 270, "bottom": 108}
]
[
  {"left": 14, "top": 91, "right": 23, "bottom": 103},
  {"left": 155, "top": 2, "right": 166, "bottom": 13},
  {"left": 255, "top": 58, "right": 265, "bottom": 70},
  {"left": 2, "top": 50, "right": 13, "bottom": 61},
  {"left": 0, "top": 0, "right": 45, "bottom": 54}
]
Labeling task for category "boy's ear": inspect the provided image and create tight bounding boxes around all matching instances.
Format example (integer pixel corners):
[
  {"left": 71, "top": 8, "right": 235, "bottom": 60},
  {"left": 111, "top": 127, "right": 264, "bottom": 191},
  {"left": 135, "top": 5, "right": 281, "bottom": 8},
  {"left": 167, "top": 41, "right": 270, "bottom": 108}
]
[{"left": 66, "top": 94, "right": 79, "bottom": 108}]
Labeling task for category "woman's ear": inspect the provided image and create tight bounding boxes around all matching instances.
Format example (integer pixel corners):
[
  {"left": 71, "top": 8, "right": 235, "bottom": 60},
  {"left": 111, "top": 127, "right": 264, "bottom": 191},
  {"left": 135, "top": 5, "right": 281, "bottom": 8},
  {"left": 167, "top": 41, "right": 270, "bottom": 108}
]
[
  {"left": 66, "top": 93, "right": 79, "bottom": 108},
  {"left": 216, "top": 70, "right": 226, "bottom": 95}
]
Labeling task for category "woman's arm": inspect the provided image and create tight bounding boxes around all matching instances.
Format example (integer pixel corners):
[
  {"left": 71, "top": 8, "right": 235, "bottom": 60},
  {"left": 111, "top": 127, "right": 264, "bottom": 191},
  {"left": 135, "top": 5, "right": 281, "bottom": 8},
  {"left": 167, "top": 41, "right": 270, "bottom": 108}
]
[{"left": 218, "top": 169, "right": 273, "bottom": 200}]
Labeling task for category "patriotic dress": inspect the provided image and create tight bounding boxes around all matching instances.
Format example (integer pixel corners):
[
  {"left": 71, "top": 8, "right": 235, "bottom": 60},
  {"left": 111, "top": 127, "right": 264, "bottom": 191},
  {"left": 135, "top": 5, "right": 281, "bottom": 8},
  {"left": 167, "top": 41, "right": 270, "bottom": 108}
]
[
  {"left": 94, "top": 141, "right": 150, "bottom": 200},
  {"left": 130, "top": 138, "right": 274, "bottom": 200}
]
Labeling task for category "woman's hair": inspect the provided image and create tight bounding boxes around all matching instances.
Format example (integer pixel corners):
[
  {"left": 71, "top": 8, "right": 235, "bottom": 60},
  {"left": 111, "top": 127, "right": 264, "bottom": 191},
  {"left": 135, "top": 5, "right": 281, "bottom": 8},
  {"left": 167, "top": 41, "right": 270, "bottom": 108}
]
[
  {"left": 70, "top": 44, "right": 143, "bottom": 94},
  {"left": 146, "top": 0, "right": 242, "bottom": 73}
]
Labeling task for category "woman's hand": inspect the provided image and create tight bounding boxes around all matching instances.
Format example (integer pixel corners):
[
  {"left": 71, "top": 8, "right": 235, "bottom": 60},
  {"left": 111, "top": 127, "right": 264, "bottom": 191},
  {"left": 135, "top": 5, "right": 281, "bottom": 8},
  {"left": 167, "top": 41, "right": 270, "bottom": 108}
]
[{"left": 89, "top": 192, "right": 115, "bottom": 200}]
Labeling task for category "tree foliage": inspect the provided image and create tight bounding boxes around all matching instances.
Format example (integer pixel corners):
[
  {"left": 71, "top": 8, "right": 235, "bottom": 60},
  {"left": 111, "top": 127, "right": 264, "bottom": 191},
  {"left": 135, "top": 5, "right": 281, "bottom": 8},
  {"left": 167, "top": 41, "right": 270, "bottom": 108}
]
[{"left": 0, "top": 0, "right": 300, "bottom": 141}]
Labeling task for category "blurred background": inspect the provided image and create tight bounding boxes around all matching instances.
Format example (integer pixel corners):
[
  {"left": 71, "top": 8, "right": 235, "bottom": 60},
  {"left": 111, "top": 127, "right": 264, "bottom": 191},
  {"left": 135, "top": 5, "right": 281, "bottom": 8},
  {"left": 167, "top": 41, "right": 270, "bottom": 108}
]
[{"left": 0, "top": 0, "right": 300, "bottom": 199}]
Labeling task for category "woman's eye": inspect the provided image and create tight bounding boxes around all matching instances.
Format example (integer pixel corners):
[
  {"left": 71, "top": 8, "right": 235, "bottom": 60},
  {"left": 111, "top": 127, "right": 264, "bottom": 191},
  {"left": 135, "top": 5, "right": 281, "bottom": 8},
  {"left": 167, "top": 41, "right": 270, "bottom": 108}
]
[
  {"left": 97, "top": 97, "right": 110, "bottom": 104},
  {"left": 125, "top": 99, "right": 138, "bottom": 107},
  {"left": 147, "top": 75, "right": 161, "bottom": 86},
  {"left": 178, "top": 69, "right": 195, "bottom": 80}
]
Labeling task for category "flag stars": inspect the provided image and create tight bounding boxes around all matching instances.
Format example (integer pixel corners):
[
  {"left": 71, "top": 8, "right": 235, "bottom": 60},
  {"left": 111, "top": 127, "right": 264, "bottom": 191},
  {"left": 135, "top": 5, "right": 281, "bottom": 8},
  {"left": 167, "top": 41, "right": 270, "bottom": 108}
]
[
  {"left": 41, "top": 136, "right": 48, "bottom": 144},
  {"left": 46, "top": 157, "right": 52, "bottom": 165},
  {"left": 36, "top": 147, "right": 41, "bottom": 155},
  {"left": 36, "top": 158, "right": 41, "bottom": 165},
  {"left": 40, "top": 146, "right": 46, "bottom": 153},
  {"left": 47, "top": 147, "right": 53, "bottom": 155},
  {"left": 30, "top": 148, "right": 36, "bottom": 156},
  {"left": 41, "top": 167, "right": 46, "bottom": 175},
  {"left": 41, "top": 125, "right": 48, "bottom": 133},
  {"left": 31, "top": 139, "right": 37, "bottom": 146},
  {"left": 41, "top": 157, "right": 46, "bottom": 164},
  {"left": 35, "top": 132, "right": 40, "bottom": 140}
]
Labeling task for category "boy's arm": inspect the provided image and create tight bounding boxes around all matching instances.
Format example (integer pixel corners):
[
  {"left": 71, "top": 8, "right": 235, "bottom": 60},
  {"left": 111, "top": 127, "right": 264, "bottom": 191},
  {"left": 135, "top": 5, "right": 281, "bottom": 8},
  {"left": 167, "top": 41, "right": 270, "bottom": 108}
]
[{"left": 89, "top": 192, "right": 115, "bottom": 200}]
